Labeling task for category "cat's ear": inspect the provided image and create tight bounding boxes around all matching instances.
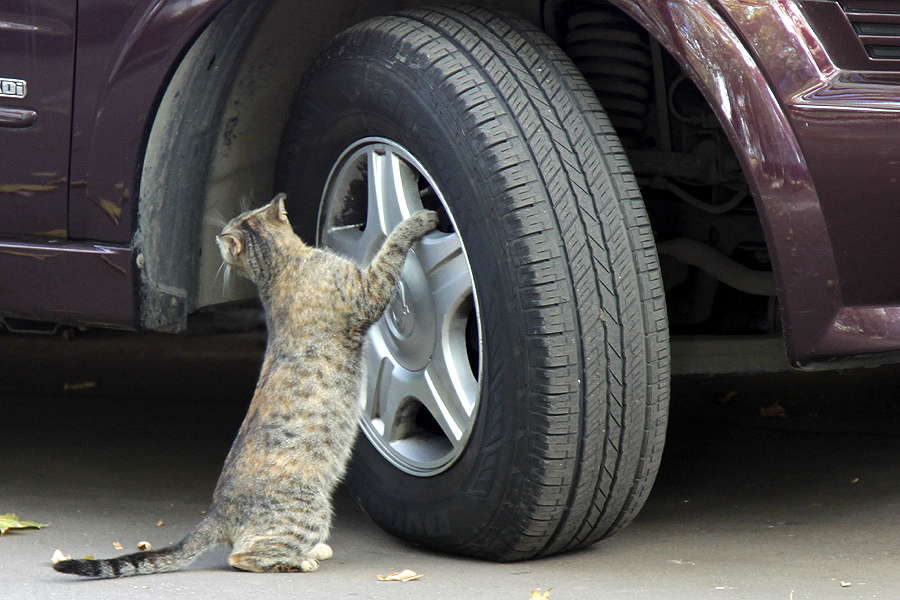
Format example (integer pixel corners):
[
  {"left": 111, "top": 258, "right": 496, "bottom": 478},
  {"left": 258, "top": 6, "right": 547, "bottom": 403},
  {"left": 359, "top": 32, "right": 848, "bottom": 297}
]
[
  {"left": 267, "top": 193, "right": 289, "bottom": 224},
  {"left": 217, "top": 233, "right": 243, "bottom": 256}
]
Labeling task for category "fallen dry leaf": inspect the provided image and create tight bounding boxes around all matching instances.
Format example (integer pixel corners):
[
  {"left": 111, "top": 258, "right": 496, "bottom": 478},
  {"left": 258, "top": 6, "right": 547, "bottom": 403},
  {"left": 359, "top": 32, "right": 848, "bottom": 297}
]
[
  {"left": 377, "top": 569, "right": 422, "bottom": 582},
  {"left": 113, "top": 542, "right": 123, "bottom": 550},
  {"left": 716, "top": 390, "right": 738, "bottom": 404},
  {"left": 760, "top": 401, "right": 788, "bottom": 418},
  {"left": 531, "top": 590, "right": 552, "bottom": 600},
  {"left": 138, "top": 541, "right": 152, "bottom": 551},
  {"left": 51, "top": 549, "right": 71, "bottom": 564}
]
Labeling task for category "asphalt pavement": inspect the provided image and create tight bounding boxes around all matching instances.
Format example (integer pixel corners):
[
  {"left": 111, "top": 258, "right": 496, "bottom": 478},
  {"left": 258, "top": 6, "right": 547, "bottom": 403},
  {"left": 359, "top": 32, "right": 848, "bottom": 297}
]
[{"left": 3, "top": 321, "right": 900, "bottom": 599}]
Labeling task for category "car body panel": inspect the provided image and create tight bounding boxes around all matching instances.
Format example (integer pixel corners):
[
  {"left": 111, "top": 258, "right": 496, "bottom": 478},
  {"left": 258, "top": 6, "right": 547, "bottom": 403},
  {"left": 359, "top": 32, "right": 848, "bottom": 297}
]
[
  {"left": 68, "top": 0, "right": 234, "bottom": 243},
  {"left": 0, "top": 239, "right": 135, "bottom": 327},
  {"left": 718, "top": 0, "right": 900, "bottom": 365},
  {"left": 0, "top": 0, "right": 234, "bottom": 328},
  {"left": 3, "top": 0, "right": 900, "bottom": 368},
  {"left": 0, "top": 1, "right": 75, "bottom": 239}
]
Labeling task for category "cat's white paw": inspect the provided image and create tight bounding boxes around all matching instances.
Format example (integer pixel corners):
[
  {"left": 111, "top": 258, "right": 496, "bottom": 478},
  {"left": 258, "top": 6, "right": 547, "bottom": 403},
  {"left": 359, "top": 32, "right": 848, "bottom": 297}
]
[
  {"left": 299, "top": 558, "right": 320, "bottom": 572},
  {"left": 310, "top": 542, "right": 333, "bottom": 561}
]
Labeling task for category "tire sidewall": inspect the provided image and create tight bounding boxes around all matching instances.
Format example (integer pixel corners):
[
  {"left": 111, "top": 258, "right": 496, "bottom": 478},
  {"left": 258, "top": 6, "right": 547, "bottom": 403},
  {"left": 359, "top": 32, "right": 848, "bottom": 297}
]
[{"left": 277, "top": 49, "right": 535, "bottom": 549}]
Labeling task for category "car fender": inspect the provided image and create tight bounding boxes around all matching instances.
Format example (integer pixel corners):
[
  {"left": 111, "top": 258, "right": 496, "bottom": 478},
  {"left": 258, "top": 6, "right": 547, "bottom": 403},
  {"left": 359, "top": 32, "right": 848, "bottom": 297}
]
[
  {"left": 607, "top": 0, "right": 841, "bottom": 368},
  {"left": 68, "top": 0, "right": 247, "bottom": 243}
]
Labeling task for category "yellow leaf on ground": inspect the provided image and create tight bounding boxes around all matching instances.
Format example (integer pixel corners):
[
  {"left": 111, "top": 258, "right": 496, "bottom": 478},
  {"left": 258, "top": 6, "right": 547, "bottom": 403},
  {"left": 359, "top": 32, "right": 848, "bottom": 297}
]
[
  {"left": 0, "top": 514, "right": 47, "bottom": 535},
  {"left": 531, "top": 589, "right": 552, "bottom": 600},
  {"left": 760, "top": 401, "right": 788, "bottom": 418}
]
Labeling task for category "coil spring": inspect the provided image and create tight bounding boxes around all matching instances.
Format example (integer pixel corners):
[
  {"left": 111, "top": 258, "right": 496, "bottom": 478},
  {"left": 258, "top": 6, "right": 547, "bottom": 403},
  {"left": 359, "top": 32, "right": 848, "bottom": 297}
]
[{"left": 563, "top": 6, "right": 652, "bottom": 148}]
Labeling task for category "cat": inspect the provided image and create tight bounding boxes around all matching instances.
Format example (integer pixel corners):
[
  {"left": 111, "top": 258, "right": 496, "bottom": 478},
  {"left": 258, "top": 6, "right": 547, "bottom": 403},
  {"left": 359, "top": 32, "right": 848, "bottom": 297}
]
[{"left": 53, "top": 193, "right": 439, "bottom": 577}]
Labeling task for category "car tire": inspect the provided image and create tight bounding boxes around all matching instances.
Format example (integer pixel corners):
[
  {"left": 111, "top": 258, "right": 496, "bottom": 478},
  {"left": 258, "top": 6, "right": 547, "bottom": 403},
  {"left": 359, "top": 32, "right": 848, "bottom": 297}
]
[{"left": 276, "top": 4, "right": 669, "bottom": 561}]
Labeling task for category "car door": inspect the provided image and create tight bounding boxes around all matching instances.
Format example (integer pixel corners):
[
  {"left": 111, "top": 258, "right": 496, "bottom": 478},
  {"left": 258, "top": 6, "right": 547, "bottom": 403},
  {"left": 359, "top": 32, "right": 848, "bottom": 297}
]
[{"left": 0, "top": 2, "right": 75, "bottom": 238}]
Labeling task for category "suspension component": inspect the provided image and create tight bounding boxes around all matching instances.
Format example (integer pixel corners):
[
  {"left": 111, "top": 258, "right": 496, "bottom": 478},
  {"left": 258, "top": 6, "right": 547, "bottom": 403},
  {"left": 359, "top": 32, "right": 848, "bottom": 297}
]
[
  {"left": 562, "top": 6, "right": 653, "bottom": 148},
  {"left": 559, "top": 1, "right": 773, "bottom": 334}
]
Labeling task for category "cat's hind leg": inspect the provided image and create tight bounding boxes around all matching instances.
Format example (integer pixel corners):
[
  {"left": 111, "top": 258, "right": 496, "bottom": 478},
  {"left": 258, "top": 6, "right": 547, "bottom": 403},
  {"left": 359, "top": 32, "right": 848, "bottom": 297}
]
[
  {"left": 229, "top": 552, "right": 320, "bottom": 573},
  {"left": 229, "top": 535, "right": 326, "bottom": 573}
]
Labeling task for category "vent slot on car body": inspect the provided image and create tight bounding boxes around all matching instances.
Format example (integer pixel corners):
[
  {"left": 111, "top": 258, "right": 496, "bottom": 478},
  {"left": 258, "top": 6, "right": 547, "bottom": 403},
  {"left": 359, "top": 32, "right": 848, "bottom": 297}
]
[
  {"left": 843, "top": 1, "right": 900, "bottom": 60},
  {"left": 801, "top": 0, "right": 900, "bottom": 70}
]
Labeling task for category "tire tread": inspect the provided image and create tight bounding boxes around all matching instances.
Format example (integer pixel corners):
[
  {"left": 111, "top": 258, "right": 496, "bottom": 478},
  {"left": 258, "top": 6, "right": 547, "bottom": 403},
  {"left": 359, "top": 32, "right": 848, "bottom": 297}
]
[{"left": 392, "top": 5, "right": 669, "bottom": 559}]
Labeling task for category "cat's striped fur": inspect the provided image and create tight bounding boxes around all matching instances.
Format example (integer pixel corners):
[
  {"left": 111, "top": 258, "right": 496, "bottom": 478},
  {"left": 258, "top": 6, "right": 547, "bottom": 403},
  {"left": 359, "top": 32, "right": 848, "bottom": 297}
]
[{"left": 53, "top": 194, "right": 438, "bottom": 577}]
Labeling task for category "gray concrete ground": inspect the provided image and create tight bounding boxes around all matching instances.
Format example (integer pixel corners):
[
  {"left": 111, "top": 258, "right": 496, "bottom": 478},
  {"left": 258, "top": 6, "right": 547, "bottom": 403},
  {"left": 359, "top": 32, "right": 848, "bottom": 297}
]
[{"left": 3, "top": 325, "right": 900, "bottom": 599}]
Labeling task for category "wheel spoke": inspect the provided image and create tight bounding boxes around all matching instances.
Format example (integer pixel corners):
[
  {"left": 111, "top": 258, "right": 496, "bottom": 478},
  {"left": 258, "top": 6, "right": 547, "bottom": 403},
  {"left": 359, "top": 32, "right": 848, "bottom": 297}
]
[
  {"left": 426, "top": 233, "right": 478, "bottom": 419},
  {"left": 428, "top": 243, "right": 474, "bottom": 321},
  {"left": 323, "top": 224, "right": 367, "bottom": 264},
  {"left": 367, "top": 146, "right": 420, "bottom": 236},
  {"left": 384, "top": 361, "right": 471, "bottom": 448},
  {"left": 361, "top": 342, "right": 403, "bottom": 441},
  {"left": 430, "top": 288, "right": 478, "bottom": 421},
  {"left": 416, "top": 230, "right": 464, "bottom": 275},
  {"left": 366, "top": 331, "right": 474, "bottom": 455},
  {"left": 423, "top": 351, "right": 477, "bottom": 434}
]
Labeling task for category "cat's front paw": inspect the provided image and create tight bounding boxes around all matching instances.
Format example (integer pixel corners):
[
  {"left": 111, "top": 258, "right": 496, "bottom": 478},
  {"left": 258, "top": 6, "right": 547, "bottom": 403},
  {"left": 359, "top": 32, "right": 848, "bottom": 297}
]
[{"left": 411, "top": 210, "right": 439, "bottom": 235}]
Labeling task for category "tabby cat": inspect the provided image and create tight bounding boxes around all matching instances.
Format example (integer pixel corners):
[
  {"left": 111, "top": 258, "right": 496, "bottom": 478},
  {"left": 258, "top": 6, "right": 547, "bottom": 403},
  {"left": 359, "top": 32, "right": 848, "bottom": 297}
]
[{"left": 53, "top": 193, "right": 438, "bottom": 577}]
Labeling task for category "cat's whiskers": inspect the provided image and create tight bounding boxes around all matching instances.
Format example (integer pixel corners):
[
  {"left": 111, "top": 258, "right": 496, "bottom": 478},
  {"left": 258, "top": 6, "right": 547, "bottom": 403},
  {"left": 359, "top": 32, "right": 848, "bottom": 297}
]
[
  {"left": 205, "top": 210, "right": 229, "bottom": 229},
  {"left": 215, "top": 260, "right": 233, "bottom": 296},
  {"left": 239, "top": 192, "right": 253, "bottom": 213},
  {"left": 224, "top": 263, "right": 233, "bottom": 294}
]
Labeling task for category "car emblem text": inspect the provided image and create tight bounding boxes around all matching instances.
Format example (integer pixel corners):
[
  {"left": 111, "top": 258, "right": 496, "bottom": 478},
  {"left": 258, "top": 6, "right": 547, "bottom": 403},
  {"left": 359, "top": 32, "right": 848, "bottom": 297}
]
[{"left": 0, "top": 78, "right": 27, "bottom": 98}]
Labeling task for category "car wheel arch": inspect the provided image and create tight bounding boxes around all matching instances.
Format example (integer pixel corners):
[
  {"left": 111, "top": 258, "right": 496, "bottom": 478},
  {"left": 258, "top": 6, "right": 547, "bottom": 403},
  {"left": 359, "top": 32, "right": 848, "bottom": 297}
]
[
  {"left": 545, "top": 0, "right": 840, "bottom": 367},
  {"left": 135, "top": 0, "right": 545, "bottom": 331},
  {"left": 134, "top": 0, "right": 269, "bottom": 330}
]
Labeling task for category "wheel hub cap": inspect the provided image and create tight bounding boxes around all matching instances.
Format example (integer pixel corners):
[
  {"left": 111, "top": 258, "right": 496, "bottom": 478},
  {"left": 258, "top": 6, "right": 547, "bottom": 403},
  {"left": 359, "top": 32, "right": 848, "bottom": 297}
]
[{"left": 381, "top": 261, "right": 435, "bottom": 372}]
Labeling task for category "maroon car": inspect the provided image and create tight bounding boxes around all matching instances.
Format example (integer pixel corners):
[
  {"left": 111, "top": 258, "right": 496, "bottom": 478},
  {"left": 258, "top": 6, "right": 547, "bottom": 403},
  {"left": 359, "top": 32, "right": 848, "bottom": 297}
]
[{"left": 2, "top": 0, "right": 897, "bottom": 561}]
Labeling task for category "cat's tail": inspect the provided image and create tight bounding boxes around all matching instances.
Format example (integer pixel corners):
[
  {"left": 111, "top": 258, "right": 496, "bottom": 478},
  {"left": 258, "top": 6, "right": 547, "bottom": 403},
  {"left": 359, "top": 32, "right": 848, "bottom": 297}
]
[{"left": 53, "top": 514, "right": 221, "bottom": 578}]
